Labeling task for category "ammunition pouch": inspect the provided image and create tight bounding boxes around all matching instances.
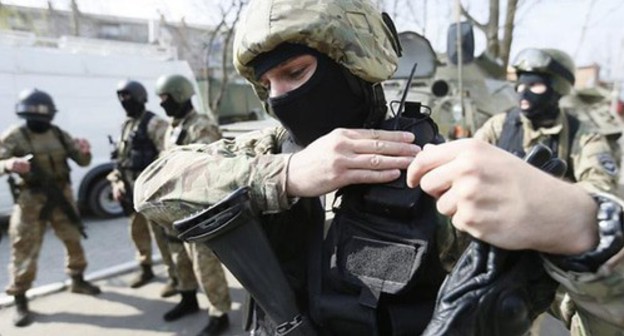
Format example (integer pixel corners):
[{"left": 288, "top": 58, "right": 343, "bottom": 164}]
[
  {"left": 305, "top": 109, "right": 445, "bottom": 335},
  {"left": 174, "top": 187, "right": 317, "bottom": 336}
]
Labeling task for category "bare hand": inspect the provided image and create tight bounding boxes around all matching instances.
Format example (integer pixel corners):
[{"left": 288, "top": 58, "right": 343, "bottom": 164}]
[
  {"left": 75, "top": 138, "right": 91, "bottom": 154},
  {"left": 406, "top": 139, "right": 598, "bottom": 255},
  {"left": 5, "top": 157, "right": 31, "bottom": 174},
  {"left": 287, "top": 128, "right": 420, "bottom": 197},
  {"left": 112, "top": 183, "right": 125, "bottom": 202}
]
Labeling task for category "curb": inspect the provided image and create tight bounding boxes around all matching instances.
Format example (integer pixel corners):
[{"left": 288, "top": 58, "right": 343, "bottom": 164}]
[{"left": 0, "top": 255, "right": 163, "bottom": 308}]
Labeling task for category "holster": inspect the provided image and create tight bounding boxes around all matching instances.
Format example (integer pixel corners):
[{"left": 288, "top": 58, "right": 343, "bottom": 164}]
[{"left": 173, "top": 187, "right": 317, "bottom": 336}]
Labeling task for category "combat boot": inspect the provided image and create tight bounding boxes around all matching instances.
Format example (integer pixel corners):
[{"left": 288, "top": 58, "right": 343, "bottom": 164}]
[
  {"left": 130, "top": 264, "right": 154, "bottom": 288},
  {"left": 163, "top": 290, "right": 199, "bottom": 321},
  {"left": 197, "top": 314, "right": 230, "bottom": 336},
  {"left": 13, "top": 294, "right": 31, "bottom": 327},
  {"left": 70, "top": 274, "right": 102, "bottom": 295},
  {"left": 160, "top": 278, "right": 178, "bottom": 298}
]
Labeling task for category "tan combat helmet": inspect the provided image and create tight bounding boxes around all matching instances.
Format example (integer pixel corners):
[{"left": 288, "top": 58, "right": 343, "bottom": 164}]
[
  {"left": 512, "top": 48, "right": 576, "bottom": 96},
  {"left": 155, "top": 74, "right": 195, "bottom": 103},
  {"left": 233, "top": 0, "right": 400, "bottom": 102}
]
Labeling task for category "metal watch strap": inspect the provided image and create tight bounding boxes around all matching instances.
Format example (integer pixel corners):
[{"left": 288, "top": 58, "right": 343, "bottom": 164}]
[{"left": 546, "top": 194, "right": 624, "bottom": 273}]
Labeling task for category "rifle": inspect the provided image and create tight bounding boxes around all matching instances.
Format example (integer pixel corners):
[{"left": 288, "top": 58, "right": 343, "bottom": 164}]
[
  {"left": 26, "top": 155, "right": 88, "bottom": 239},
  {"left": 108, "top": 135, "right": 134, "bottom": 215}
]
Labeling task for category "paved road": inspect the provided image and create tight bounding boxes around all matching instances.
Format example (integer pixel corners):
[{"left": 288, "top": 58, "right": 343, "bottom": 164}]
[
  {"left": 0, "top": 264, "right": 248, "bottom": 336},
  {"left": 0, "top": 216, "right": 138, "bottom": 301}
]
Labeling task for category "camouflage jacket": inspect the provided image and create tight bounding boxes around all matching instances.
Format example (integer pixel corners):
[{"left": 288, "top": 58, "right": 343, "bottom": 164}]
[
  {"left": 0, "top": 124, "right": 91, "bottom": 186},
  {"left": 475, "top": 110, "right": 624, "bottom": 335},
  {"left": 136, "top": 124, "right": 624, "bottom": 335},
  {"left": 107, "top": 110, "right": 168, "bottom": 188},
  {"left": 474, "top": 109, "right": 620, "bottom": 195},
  {"left": 134, "top": 126, "right": 467, "bottom": 271},
  {"left": 163, "top": 110, "right": 222, "bottom": 150}
]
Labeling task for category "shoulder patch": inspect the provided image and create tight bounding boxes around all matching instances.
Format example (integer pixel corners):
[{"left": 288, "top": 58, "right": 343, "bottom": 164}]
[{"left": 597, "top": 153, "right": 619, "bottom": 176}]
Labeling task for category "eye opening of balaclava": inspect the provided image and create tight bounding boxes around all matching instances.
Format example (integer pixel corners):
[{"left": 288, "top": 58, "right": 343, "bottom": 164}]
[
  {"left": 250, "top": 43, "right": 383, "bottom": 146},
  {"left": 516, "top": 72, "right": 561, "bottom": 128}
]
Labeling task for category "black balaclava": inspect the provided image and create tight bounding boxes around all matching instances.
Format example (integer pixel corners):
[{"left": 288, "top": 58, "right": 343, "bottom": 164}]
[
  {"left": 121, "top": 100, "right": 145, "bottom": 118},
  {"left": 517, "top": 73, "right": 561, "bottom": 128},
  {"left": 252, "top": 44, "right": 372, "bottom": 146},
  {"left": 26, "top": 119, "right": 52, "bottom": 133},
  {"left": 161, "top": 97, "right": 193, "bottom": 119}
]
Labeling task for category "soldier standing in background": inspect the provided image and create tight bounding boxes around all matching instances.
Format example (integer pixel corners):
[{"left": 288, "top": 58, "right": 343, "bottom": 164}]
[
  {"left": 147, "top": 74, "right": 231, "bottom": 336},
  {"left": 475, "top": 48, "right": 620, "bottom": 195},
  {"left": 1, "top": 89, "right": 100, "bottom": 327},
  {"left": 107, "top": 80, "right": 178, "bottom": 297},
  {"left": 474, "top": 48, "right": 622, "bottom": 335}
]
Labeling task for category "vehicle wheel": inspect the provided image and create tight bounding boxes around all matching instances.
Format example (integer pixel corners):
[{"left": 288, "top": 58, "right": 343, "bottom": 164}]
[{"left": 87, "top": 177, "right": 123, "bottom": 218}]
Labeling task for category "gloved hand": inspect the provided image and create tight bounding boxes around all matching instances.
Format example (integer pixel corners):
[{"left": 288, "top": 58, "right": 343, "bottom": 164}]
[
  {"left": 523, "top": 143, "right": 567, "bottom": 178},
  {"left": 421, "top": 242, "right": 558, "bottom": 336},
  {"left": 421, "top": 144, "right": 563, "bottom": 336}
]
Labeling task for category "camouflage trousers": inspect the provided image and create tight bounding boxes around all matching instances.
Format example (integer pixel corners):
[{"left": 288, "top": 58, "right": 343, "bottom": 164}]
[
  {"left": 128, "top": 211, "right": 175, "bottom": 281},
  {"left": 161, "top": 222, "right": 232, "bottom": 316},
  {"left": 5, "top": 187, "right": 86, "bottom": 296}
]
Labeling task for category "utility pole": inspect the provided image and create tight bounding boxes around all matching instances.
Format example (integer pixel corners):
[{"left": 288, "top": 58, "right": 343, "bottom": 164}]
[{"left": 71, "top": 0, "right": 80, "bottom": 36}]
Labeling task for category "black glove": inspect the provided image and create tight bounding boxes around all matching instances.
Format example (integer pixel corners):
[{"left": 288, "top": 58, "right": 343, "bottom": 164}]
[
  {"left": 421, "top": 144, "right": 564, "bottom": 336},
  {"left": 523, "top": 143, "right": 567, "bottom": 178},
  {"left": 421, "top": 242, "right": 558, "bottom": 336}
]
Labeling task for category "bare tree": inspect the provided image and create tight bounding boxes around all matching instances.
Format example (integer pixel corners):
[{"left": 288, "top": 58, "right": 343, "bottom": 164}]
[
  {"left": 212, "top": 0, "right": 246, "bottom": 114},
  {"left": 459, "top": 0, "right": 541, "bottom": 68}
]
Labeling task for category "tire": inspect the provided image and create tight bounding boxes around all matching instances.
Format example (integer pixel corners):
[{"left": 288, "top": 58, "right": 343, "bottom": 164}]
[{"left": 87, "top": 177, "right": 123, "bottom": 218}]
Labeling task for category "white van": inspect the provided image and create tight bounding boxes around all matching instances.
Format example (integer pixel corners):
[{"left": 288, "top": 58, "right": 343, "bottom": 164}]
[{"left": 0, "top": 32, "right": 204, "bottom": 220}]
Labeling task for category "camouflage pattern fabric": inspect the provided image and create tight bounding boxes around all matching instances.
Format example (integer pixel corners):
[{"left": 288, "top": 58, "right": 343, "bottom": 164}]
[
  {"left": 233, "top": 0, "right": 399, "bottom": 104},
  {"left": 163, "top": 110, "right": 221, "bottom": 149},
  {"left": 135, "top": 126, "right": 460, "bottom": 316},
  {"left": 474, "top": 109, "right": 620, "bottom": 194},
  {"left": 155, "top": 109, "right": 231, "bottom": 316},
  {"left": 0, "top": 124, "right": 90, "bottom": 296},
  {"left": 106, "top": 111, "right": 174, "bottom": 274},
  {"left": 475, "top": 111, "right": 624, "bottom": 335}
]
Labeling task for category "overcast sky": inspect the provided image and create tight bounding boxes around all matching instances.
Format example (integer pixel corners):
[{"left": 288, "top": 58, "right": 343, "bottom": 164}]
[{"left": 4, "top": 0, "right": 624, "bottom": 84}]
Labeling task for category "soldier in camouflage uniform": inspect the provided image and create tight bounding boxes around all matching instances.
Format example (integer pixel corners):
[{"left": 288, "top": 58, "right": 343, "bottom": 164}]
[
  {"left": 152, "top": 74, "right": 231, "bottom": 335},
  {"left": 475, "top": 48, "right": 620, "bottom": 194},
  {"left": 1, "top": 89, "right": 101, "bottom": 327},
  {"left": 133, "top": 0, "right": 624, "bottom": 335},
  {"left": 107, "top": 80, "right": 177, "bottom": 296},
  {"left": 474, "top": 48, "right": 623, "bottom": 336}
]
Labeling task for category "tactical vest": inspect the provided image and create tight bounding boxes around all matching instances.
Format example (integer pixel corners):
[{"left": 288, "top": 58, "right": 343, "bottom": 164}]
[
  {"left": 118, "top": 111, "right": 158, "bottom": 174},
  {"left": 253, "top": 117, "right": 447, "bottom": 335},
  {"left": 497, "top": 108, "right": 580, "bottom": 181},
  {"left": 18, "top": 125, "right": 72, "bottom": 186}
]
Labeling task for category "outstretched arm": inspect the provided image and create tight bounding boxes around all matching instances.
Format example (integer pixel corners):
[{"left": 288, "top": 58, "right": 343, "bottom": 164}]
[{"left": 407, "top": 138, "right": 624, "bottom": 329}]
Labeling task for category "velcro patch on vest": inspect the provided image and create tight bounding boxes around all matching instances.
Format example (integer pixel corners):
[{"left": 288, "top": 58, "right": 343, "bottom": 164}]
[
  {"left": 597, "top": 153, "right": 619, "bottom": 176},
  {"left": 342, "top": 235, "right": 427, "bottom": 294}
]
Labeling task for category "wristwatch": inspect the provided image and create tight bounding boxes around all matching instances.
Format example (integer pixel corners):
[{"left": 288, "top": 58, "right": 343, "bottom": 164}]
[{"left": 546, "top": 194, "right": 624, "bottom": 273}]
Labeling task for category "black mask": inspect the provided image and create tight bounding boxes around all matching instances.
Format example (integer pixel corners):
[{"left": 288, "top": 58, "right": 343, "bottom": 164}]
[
  {"left": 517, "top": 73, "right": 560, "bottom": 127},
  {"left": 161, "top": 98, "right": 192, "bottom": 119},
  {"left": 26, "top": 120, "right": 51, "bottom": 133},
  {"left": 121, "top": 100, "right": 145, "bottom": 118},
  {"left": 268, "top": 54, "right": 369, "bottom": 146}
]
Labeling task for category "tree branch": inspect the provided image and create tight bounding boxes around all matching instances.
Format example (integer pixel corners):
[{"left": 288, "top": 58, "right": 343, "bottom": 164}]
[{"left": 460, "top": 4, "right": 486, "bottom": 31}]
